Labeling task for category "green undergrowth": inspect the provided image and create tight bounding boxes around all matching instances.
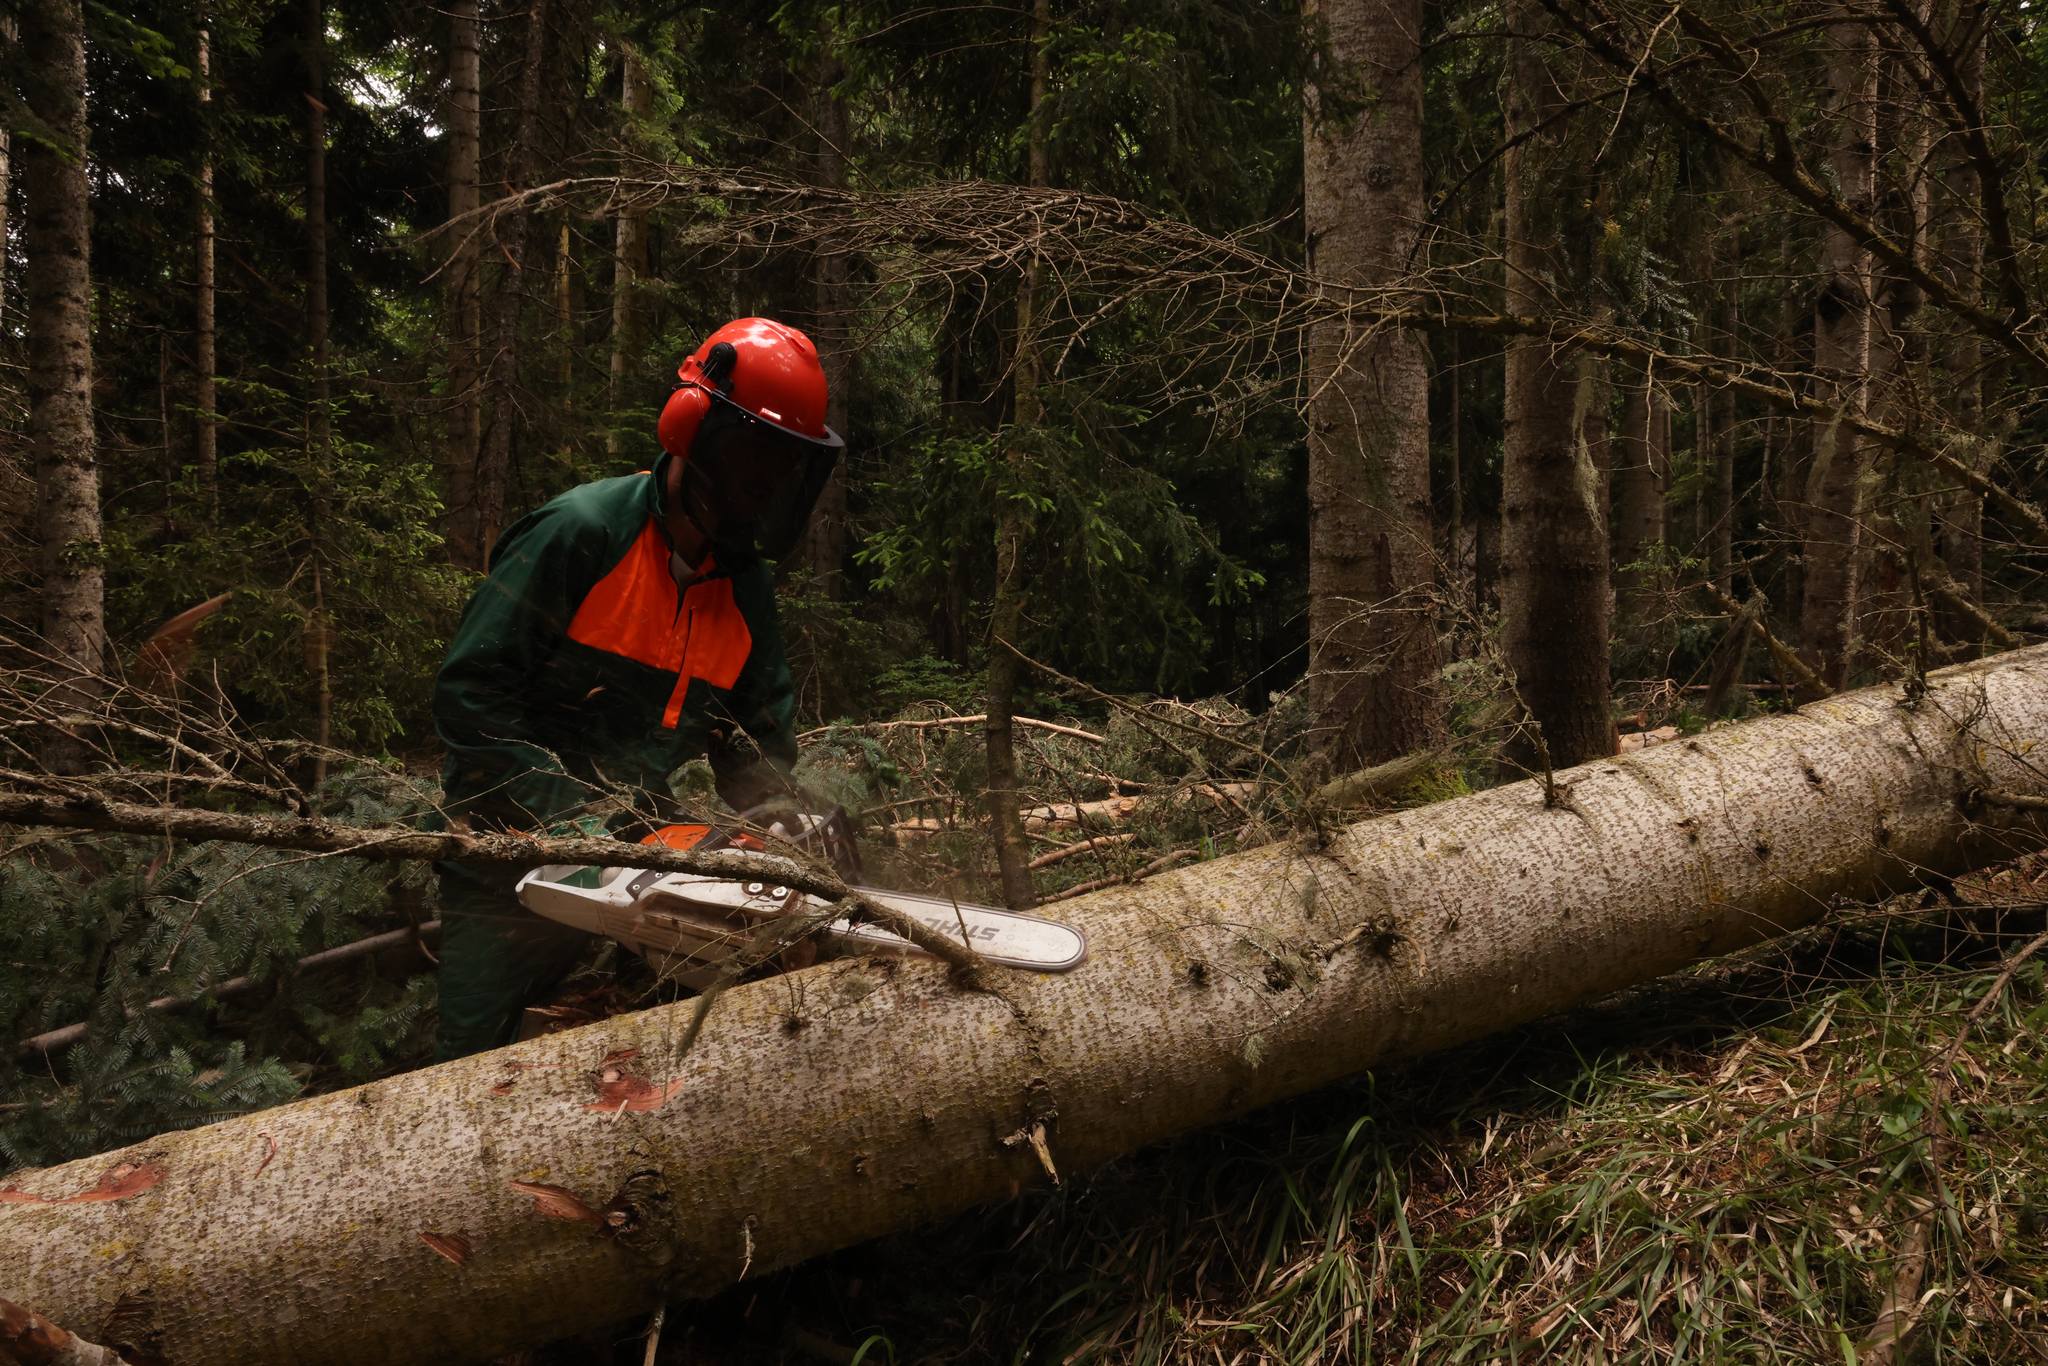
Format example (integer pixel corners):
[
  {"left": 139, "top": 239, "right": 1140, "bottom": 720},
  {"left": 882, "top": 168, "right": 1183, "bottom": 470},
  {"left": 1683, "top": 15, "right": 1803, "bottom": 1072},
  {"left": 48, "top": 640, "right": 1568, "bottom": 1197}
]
[
  {"left": 0, "top": 766, "right": 440, "bottom": 1168},
  {"left": 651, "top": 866, "right": 2048, "bottom": 1365}
]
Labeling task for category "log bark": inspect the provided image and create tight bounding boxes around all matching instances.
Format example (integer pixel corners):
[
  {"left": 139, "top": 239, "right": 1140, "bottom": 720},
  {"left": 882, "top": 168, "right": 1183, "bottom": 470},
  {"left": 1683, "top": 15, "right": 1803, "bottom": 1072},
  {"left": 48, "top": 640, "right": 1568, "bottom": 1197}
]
[{"left": 5, "top": 648, "right": 2048, "bottom": 1365}]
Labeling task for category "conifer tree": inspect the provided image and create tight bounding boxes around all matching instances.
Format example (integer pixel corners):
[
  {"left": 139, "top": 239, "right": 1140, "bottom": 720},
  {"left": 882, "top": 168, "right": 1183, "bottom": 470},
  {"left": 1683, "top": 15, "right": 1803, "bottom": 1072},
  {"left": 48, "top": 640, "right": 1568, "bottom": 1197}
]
[
  {"left": 1302, "top": 0, "right": 1442, "bottom": 768},
  {"left": 20, "top": 0, "right": 105, "bottom": 774}
]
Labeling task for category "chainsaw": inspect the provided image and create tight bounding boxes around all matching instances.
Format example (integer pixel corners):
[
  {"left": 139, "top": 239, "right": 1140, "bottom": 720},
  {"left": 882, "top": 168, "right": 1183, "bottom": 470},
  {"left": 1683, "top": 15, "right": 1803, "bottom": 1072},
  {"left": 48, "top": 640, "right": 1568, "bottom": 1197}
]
[{"left": 514, "top": 813, "right": 1087, "bottom": 988}]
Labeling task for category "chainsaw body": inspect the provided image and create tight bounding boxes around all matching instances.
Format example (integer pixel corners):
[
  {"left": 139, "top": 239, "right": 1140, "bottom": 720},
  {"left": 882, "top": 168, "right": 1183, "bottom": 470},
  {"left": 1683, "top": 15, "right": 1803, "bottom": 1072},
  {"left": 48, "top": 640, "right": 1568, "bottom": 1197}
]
[{"left": 514, "top": 824, "right": 1086, "bottom": 987}]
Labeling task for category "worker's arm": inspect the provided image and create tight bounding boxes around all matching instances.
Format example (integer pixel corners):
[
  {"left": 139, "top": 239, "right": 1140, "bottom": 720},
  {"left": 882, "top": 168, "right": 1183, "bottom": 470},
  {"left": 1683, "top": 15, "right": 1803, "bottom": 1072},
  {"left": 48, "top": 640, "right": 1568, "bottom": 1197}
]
[
  {"left": 707, "top": 561, "right": 802, "bottom": 813},
  {"left": 433, "top": 506, "right": 605, "bottom": 828}
]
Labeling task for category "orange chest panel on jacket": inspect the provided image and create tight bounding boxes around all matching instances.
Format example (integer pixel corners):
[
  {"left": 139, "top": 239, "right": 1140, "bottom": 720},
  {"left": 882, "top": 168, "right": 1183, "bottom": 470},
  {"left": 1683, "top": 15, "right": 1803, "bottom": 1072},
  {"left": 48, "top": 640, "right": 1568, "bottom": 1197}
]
[{"left": 564, "top": 522, "right": 753, "bottom": 727}]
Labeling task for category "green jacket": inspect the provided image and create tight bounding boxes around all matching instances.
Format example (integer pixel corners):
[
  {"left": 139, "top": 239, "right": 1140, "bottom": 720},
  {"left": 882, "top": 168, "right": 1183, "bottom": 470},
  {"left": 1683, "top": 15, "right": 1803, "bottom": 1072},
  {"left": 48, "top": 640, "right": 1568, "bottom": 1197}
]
[{"left": 434, "top": 454, "right": 799, "bottom": 828}]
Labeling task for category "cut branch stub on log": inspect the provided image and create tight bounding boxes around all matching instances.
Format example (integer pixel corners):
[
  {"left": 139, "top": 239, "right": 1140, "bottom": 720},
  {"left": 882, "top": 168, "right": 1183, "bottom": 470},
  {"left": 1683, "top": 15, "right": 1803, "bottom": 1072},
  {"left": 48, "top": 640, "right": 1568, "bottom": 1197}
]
[
  {"left": 5, "top": 648, "right": 2048, "bottom": 1365},
  {"left": 1, "top": 1296, "right": 134, "bottom": 1366}
]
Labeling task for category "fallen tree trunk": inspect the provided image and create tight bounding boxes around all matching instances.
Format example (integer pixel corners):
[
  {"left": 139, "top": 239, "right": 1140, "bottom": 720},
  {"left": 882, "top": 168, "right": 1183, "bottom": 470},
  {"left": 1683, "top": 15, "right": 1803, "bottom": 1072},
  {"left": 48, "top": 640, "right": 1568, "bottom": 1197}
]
[{"left": 4, "top": 648, "right": 2047, "bottom": 1365}]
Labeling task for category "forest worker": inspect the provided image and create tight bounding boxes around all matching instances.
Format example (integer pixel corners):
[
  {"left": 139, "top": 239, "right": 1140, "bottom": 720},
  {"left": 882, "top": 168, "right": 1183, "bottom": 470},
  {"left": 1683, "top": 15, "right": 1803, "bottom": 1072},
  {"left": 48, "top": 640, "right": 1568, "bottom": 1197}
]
[{"left": 430, "top": 316, "right": 845, "bottom": 1059}]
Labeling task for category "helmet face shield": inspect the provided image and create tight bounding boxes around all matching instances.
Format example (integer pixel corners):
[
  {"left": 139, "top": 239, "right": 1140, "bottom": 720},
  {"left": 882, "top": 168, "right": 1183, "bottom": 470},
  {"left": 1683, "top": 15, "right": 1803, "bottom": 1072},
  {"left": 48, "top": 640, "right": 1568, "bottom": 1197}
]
[{"left": 683, "top": 392, "right": 841, "bottom": 561}]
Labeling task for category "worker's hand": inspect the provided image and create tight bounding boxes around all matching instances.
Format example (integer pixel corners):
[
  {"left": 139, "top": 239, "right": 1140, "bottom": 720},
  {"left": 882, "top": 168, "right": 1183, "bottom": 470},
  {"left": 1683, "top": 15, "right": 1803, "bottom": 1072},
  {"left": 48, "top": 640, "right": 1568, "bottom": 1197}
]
[
  {"left": 760, "top": 805, "right": 864, "bottom": 883},
  {"left": 534, "top": 813, "right": 614, "bottom": 845}
]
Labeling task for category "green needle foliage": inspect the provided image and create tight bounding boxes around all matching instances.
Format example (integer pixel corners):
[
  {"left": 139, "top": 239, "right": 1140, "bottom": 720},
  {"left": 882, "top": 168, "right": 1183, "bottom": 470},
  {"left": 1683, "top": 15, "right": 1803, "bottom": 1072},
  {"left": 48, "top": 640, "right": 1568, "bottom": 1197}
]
[{"left": 0, "top": 769, "right": 439, "bottom": 1168}]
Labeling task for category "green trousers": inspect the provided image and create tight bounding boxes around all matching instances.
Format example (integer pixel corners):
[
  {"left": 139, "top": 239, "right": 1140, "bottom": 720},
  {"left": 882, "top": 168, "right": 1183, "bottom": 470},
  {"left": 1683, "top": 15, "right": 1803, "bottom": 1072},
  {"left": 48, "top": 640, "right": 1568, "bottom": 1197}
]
[{"left": 433, "top": 857, "right": 592, "bottom": 1061}]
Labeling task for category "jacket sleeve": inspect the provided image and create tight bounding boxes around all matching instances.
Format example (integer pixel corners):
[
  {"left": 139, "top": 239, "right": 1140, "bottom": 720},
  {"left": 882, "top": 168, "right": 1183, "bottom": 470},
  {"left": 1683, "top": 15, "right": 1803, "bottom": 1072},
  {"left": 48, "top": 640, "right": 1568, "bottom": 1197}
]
[
  {"left": 433, "top": 507, "right": 603, "bottom": 828},
  {"left": 708, "top": 565, "right": 802, "bottom": 812}
]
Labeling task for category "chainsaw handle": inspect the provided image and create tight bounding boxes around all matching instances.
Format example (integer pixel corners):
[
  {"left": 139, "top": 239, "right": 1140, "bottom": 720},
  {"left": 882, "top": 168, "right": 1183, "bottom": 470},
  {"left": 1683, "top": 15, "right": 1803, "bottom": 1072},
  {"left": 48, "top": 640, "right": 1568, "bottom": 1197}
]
[{"left": 513, "top": 865, "right": 639, "bottom": 936}]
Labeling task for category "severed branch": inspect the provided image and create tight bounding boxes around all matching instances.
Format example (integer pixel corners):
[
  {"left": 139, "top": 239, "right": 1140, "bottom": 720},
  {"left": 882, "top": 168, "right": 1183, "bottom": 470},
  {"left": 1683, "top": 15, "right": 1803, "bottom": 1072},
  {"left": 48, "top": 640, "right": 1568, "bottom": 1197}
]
[
  {"left": 1702, "top": 584, "right": 1831, "bottom": 703},
  {"left": 1312, "top": 748, "right": 1451, "bottom": 811},
  {"left": 0, "top": 791, "right": 989, "bottom": 983},
  {"left": 1924, "top": 574, "right": 2020, "bottom": 653},
  {"left": 1028, "top": 831, "right": 1137, "bottom": 870},
  {"left": 0, "top": 1297, "right": 134, "bottom": 1366},
  {"left": 799, "top": 713, "right": 1105, "bottom": 745}
]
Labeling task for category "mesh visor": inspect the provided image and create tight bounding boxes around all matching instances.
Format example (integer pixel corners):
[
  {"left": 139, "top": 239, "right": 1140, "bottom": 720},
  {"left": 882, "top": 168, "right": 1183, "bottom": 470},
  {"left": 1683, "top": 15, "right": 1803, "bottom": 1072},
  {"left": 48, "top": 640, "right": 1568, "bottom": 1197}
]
[{"left": 685, "top": 394, "right": 841, "bottom": 560}]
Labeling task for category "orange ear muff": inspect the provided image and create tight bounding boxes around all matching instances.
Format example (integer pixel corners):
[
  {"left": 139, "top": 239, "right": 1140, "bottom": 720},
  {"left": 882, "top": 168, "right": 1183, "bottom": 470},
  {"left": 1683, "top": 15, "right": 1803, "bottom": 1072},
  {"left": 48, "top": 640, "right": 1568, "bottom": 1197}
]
[{"left": 658, "top": 384, "right": 711, "bottom": 460}]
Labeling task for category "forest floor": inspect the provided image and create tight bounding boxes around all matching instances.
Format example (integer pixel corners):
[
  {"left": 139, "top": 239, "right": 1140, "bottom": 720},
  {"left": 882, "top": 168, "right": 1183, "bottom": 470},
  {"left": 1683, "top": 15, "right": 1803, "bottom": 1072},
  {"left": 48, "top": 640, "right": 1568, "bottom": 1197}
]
[{"left": 601, "top": 860, "right": 2048, "bottom": 1365}]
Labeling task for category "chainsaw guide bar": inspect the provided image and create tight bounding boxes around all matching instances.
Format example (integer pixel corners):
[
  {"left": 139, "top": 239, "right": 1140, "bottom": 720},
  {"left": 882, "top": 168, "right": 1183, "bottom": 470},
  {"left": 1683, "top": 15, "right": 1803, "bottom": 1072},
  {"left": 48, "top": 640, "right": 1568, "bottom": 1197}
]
[{"left": 516, "top": 857, "right": 1088, "bottom": 987}]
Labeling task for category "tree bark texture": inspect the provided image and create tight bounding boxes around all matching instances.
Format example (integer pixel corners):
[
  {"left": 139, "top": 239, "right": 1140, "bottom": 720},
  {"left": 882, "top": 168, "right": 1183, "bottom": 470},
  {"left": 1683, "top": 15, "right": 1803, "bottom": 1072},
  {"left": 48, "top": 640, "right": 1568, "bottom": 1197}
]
[
  {"left": 475, "top": 0, "right": 552, "bottom": 562},
  {"left": 1301, "top": 0, "right": 1441, "bottom": 769},
  {"left": 193, "top": 23, "right": 218, "bottom": 519},
  {"left": 605, "top": 43, "right": 653, "bottom": 461},
  {"left": 21, "top": 0, "right": 106, "bottom": 774},
  {"left": 6, "top": 648, "right": 2047, "bottom": 1365},
  {"left": 986, "top": 0, "right": 1051, "bottom": 912},
  {"left": 0, "top": 14, "right": 13, "bottom": 335},
  {"left": 441, "top": 0, "right": 484, "bottom": 568},
  {"left": 1800, "top": 6, "right": 1880, "bottom": 690},
  {"left": 1502, "top": 0, "right": 1612, "bottom": 765}
]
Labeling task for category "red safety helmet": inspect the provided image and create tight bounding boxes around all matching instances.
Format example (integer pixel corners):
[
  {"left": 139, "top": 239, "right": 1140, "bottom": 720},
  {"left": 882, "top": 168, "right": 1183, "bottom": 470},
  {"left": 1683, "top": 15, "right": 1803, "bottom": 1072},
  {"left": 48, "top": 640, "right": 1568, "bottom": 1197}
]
[{"left": 657, "top": 318, "right": 844, "bottom": 560}]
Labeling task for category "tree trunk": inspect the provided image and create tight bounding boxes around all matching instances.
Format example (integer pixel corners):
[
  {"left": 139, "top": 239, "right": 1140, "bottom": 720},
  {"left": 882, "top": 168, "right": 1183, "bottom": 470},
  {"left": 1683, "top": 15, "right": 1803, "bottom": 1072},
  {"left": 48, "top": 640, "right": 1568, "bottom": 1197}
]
[
  {"left": 1502, "top": 0, "right": 1612, "bottom": 765},
  {"left": 304, "top": 0, "right": 333, "bottom": 784},
  {"left": 194, "top": 22, "right": 218, "bottom": 520},
  {"left": 1446, "top": 330, "right": 1465, "bottom": 618},
  {"left": 7, "top": 648, "right": 2048, "bottom": 1365},
  {"left": 21, "top": 0, "right": 105, "bottom": 775},
  {"left": 1611, "top": 377, "right": 1669, "bottom": 618},
  {"left": 1799, "top": 4, "right": 1879, "bottom": 690},
  {"left": 1301, "top": 0, "right": 1441, "bottom": 769},
  {"left": 605, "top": 43, "right": 652, "bottom": 461},
  {"left": 986, "top": 0, "right": 1051, "bottom": 912},
  {"left": 1933, "top": 5, "right": 1990, "bottom": 651},
  {"left": 474, "top": 0, "right": 552, "bottom": 560},
  {"left": 1700, "top": 252, "right": 1736, "bottom": 595},
  {"left": 441, "top": 0, "right": 483, "bottom": 568},
  {"left": 798, "top": 47, "right": 853, "bottom": 590},
  {"left": 0, "top": 14, "right": 14, "bottom": 336},
  {"left": 1707, "top": 340, "right": 1735, "bottom": 594}
]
